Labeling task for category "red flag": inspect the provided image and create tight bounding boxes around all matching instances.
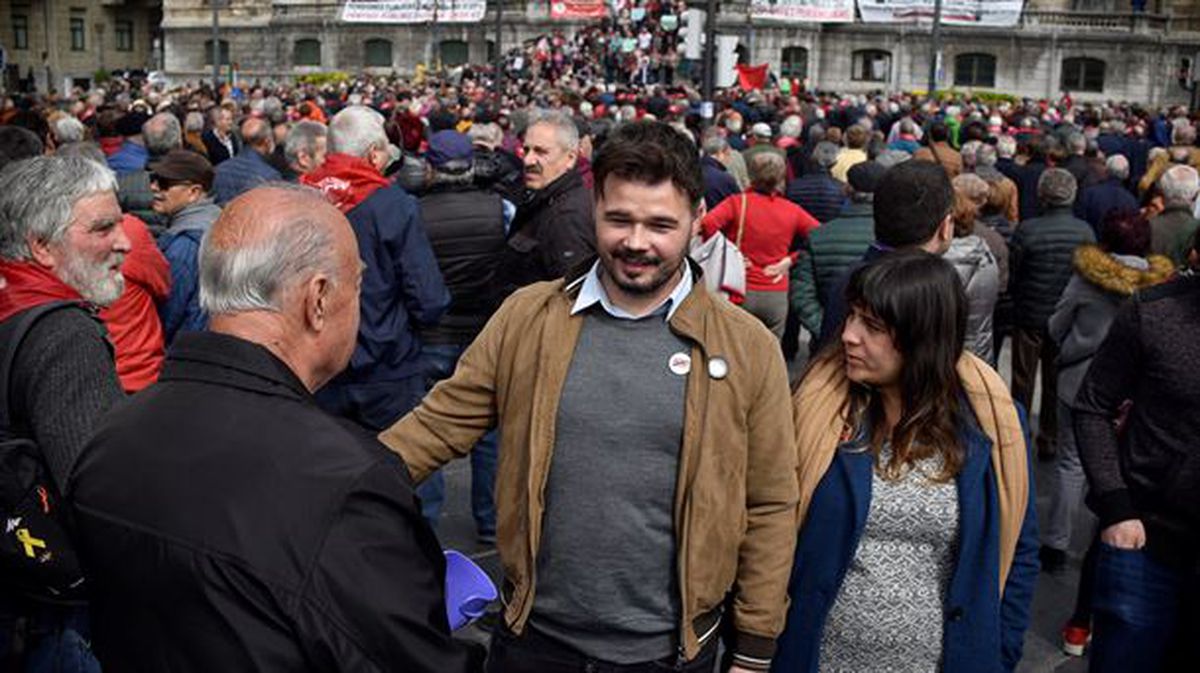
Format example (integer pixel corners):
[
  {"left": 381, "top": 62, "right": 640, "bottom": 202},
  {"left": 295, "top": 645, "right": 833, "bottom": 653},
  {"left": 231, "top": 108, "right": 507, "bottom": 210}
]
[
  {"left": 550, "top": 0, "right": 607, "bottom": 19},
  {"left": 737, "top": 63, "right": 769, "bottom": 91}
]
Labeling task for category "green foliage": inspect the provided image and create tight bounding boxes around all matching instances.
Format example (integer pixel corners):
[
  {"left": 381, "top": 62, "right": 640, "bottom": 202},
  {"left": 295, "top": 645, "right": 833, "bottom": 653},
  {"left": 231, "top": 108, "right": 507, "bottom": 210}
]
[
  {"left": 908, "top": 88, "right": 1020, "bottom": 104},
  {"left": 295, "top": 71, "right": 351, "bottom": 86},
  {"left": 93, "top": 69, "right": 111, "bottom": 84}
]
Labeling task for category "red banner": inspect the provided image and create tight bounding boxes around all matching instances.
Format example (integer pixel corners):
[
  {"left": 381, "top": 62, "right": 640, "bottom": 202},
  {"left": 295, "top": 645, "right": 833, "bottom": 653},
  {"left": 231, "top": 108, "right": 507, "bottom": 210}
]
[
  {"left": 550, "top": 0, "right": 608, "bottom": 19},
  {"left": 737, "top": 63, "right": 769, "bottom": 91}
]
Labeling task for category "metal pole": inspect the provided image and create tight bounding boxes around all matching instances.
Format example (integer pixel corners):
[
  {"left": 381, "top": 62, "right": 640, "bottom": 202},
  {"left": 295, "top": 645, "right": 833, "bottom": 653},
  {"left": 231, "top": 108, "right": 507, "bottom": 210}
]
[
  {"left": 211, "top": 0, "right": 220, "bottom": 90},
  {"left": 927, "top": 0, "right": 943, "bottom": 96},
  {"left": 494, "top": 0, "right": 503, "bottom": 98},
  {"left": 702, "top": 0, "right": 717, "bottom": 102}
]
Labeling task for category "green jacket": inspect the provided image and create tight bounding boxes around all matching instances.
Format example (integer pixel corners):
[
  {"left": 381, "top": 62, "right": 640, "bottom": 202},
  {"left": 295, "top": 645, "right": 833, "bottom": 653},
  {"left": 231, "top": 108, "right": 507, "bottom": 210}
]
[{"left": 791, "top": 202, "right": 874, "bottom": 336}]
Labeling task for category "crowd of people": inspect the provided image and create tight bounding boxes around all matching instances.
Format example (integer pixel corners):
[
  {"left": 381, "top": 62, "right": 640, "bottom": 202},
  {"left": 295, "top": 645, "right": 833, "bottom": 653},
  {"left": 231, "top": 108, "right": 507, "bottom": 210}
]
[{"left": 0, "top": 47, "right": 1197, "bottom": 673}]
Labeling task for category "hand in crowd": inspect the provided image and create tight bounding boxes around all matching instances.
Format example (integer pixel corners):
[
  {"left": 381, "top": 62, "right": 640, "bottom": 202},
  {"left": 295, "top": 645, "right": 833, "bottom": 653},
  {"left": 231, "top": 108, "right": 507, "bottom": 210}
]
[{"left": 1100, "top": 519, "right": 1146, "bottom": 550}]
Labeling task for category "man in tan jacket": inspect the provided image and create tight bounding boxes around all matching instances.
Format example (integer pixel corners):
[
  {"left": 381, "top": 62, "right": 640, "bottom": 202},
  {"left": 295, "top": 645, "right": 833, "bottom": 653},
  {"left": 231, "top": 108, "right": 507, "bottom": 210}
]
[{"left": 379, "top": 121, "right": 798, "bottom": 673}]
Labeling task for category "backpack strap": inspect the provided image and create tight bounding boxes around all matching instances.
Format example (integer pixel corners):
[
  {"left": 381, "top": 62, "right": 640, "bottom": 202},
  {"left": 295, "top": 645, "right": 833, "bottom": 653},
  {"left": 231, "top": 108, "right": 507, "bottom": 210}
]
[{"left": 0, "top": 301, "right": 80, "bottom": 436}]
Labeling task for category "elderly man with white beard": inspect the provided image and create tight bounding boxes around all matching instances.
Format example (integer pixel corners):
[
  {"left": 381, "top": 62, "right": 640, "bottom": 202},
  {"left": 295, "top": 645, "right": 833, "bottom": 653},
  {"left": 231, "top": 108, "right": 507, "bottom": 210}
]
[{"left": 0, "top": 155, "right": 128, "bottom": 670}]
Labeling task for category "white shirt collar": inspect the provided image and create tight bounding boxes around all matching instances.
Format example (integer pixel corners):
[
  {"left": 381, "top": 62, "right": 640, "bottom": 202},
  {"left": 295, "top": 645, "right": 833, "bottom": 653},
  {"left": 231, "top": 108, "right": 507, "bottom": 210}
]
[{"left": 568, "top": 261, "right": 693, "bottom": 321}]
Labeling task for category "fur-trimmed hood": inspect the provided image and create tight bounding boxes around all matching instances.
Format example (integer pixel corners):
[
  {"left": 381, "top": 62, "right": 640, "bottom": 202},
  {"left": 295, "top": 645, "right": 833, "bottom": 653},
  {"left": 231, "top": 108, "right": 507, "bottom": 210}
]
[{"left": 1073, "top": 244, "right": 1175, "bottom": 296}]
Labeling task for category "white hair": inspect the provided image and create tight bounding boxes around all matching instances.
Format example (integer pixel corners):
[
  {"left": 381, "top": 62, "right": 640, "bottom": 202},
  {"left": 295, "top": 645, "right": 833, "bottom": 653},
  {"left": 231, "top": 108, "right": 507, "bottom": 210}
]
[
  {"left": 1105, "top": 155, "right": 1130, "bottom": 181},
  {"left": 327, "top": 105, "right": 388, "bottom": 158},
  {"left": 0, "top": 155, "right": 117, "bottom": 261},
  {"left": 52, "top": 116, "right": 86, "bottom": 145},
  {"left": 199, "top": 184, "right": 338, "bottom": 314},
  {"left": 1159, "top": 165, "right": 1200, "bottom": 208},
  {"left": 526, "top": 108, "right": 580, "bottom": 151},
  {"left": 779, "top": 115, "right": 803, "bottom": 140}
]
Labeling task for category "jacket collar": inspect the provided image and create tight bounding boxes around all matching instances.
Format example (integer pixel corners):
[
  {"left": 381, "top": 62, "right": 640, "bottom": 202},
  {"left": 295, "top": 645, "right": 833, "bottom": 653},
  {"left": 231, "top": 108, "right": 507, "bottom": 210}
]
[
  {"left": 701, "top": 156, "right": 728, "bottom": 173},
  {"left": 526, "top": 168, "right": 583, "bottom": 207},
  {"left": 161, "top": 331, "right": 312, "bottom": 402}
]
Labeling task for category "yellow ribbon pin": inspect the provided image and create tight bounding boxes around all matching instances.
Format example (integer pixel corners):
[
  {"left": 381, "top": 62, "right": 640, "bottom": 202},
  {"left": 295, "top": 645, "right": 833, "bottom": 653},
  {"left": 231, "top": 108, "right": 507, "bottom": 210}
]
[{"left": 15, "top": 528, "right": 46, "bottom": 558}]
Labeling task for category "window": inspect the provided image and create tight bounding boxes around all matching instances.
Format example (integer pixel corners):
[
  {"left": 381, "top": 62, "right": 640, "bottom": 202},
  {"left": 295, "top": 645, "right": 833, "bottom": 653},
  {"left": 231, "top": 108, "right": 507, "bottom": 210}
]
[
  {"left": 487, "top": 40, "right": 496, "bottom": 63},
  {"left": 69, "top": 17, "right": 85, "bottom": 51},
  {"left": 294, "top": 38, "right": 321, "bottom": 67},
  {"left": 1061, "top": 57, "right": 1105, "bottom": 93},
  {"left": 780, "top": 46, "right": 808, "bottom": 80},
  {"left": 12, "top": 14, "right": 28, "bottom": 50},
  {"left": 115, "top": 20, "right": 133, "bottom": 52},
  {"left": 852, "top": 50, "right": 891, "bottom": 82},
  {"left": 364, "top": 38, "right": 392, "bottom": 67},
  {"left": 439, "top": 39, "right": 468, "bottom": 67},
  {"left": 204, "top": 39, "right": 230, "bottom": 66},
  {"left": 954, "top": 53, "right": 996, "bottom": 88}
]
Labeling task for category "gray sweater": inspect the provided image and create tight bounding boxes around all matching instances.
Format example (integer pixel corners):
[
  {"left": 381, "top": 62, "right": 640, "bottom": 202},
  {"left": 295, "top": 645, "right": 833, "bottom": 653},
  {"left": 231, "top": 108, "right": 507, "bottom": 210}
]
[{"left": 12, "top": 307, "right": 125, "bottom": 492}]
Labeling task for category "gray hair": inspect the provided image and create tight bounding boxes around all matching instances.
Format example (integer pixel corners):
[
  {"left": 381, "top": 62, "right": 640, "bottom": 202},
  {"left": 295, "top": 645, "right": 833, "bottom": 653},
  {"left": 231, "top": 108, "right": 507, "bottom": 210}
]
[
  {"left": 779, "top": 115, "right": 803, "bottom": 140},
  {"left": 184, "top": 111, "right": 205, "bottom": 133},
  {"left": 52, "top": 116, "right": 86, "bottom": 145},
  {"left": 875, "top": 149, "right": 911, "bottom": 169},
  {"left": 1037, "top": 168, "right": 1078, "bottom": 207},
  {"left": 975, "top": 144, "right": 998, "bottom": 167},
  {"left": 1065, "top": 132, "right": 1086, "bottom": 155},
  {"left": 327, "top": 105, "right": 388, "bottom": 158},
  {"left": 54, "top": 141, "right": 107, "bottom": 165},
  {"left": 814, "top": 141, "right": 841, "bottom": 169},
  {"left": 996, "top": 135, "right": 1017, "bottom": 159},
  {"left": 1105, "top": 154, "right": 1130, "bottom": 181},
  {"left": 1171, "top": 119, "right": 1196, "bottom": 146},
  {"left": 960, "top": 140, "right": 982, "bottom": 170},
  {"left": 143, "top": 112, "right": 182, "bottom": 156},
  {"left": 525, "top": 108, "right": 580, "bottom": 152},
  {"left": 701, "top": 131, "right": 729, "bottom": 157},
  {"left": 468, "top": 121, "right": 503, "bottom": 150},
  {"left": 199, "top": 183, "right": 339, "bottom": 314},
  {"left": 0, "top": 155, "right": 118, "bottom": 261},
  {"left": 1159, "top": 165, "right": 1200, "bottom": 208},
  {"left": 283, "top": 121, "right": 327, "bottom": 166}
]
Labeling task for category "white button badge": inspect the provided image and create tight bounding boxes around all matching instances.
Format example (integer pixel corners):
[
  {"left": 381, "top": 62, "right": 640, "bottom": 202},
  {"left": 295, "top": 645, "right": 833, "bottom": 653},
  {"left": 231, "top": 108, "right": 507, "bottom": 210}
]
[
  {"left": 668, "top": 352, "right": 692, "bottom": 376},
  {"left": 707, "top": 357, "right": 729, "bottom": 380}
]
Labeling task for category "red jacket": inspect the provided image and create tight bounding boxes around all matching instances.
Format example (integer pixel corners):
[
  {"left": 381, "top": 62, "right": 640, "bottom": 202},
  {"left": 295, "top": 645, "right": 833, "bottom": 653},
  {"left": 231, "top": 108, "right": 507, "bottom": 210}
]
[
  {"left": 701, "top": 191, "right": 819, "bottom": 292},
  {"left": 99, "top": 215, "right": 171, "bottom": 393}
]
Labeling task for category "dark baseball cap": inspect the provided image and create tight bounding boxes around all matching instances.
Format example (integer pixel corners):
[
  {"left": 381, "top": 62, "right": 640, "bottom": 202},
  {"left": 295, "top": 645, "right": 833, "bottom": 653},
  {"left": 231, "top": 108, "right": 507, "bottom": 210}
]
[
  {"left": 148, "top": 149, "right": 214, "bottom": 192},
  {"left": 426, "top": 131, "right": 474, "bottom": 173},
  {"left": 116, "top": 111, "right": 151, "bottom": 137}
]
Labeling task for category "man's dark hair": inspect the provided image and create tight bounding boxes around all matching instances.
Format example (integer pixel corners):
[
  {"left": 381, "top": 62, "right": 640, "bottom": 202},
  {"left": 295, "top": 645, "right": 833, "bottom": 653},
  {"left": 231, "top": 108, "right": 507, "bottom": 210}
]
[
  {"left": 929, "top": 122, "right": 949, "bottom": 143},
  {"left": 873, "top": 160, "right": 953, "bottom": 248},
  {"left": 0, "top": 126, "right": 44, "bottom": 171},
  {"left": 592, "top": 121, "right": 703, "bottom": 208}
]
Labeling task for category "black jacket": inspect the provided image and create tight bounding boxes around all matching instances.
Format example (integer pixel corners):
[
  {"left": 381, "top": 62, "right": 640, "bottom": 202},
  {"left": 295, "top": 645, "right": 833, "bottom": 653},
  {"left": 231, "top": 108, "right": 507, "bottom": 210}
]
[
  {"left": 1010, "top": 206, "right": 1096, "bottom": 329},
  {"left": 68, "top": 332, "right": 484, "bottom": 672},
  {"left": 419, "top": 183, "right": 508, "bottom": 345},
  {"left": 702, "top": 156, "right": 740, "bottom": 211},
  {"left": 473, "top": 147, "right": 525, "bottom": 205},
  {"left": 1074, "top": 275, "right": 1200, "bottom": 571},
  {"left": 501, "top": 168, "right": 595, "bottom": 292},
  {"left": 201, "top": 128, "right": 241, "bottom": 166}
]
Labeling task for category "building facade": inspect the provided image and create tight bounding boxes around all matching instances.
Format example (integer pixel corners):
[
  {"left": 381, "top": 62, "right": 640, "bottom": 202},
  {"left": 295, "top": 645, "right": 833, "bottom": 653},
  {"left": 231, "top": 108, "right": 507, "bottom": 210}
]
[
  {"left": 11, "top": 0, "right": 1198, "bottom": 105},
  {"left": 1, "top": 0, "right": 163, "bottom": 93}
]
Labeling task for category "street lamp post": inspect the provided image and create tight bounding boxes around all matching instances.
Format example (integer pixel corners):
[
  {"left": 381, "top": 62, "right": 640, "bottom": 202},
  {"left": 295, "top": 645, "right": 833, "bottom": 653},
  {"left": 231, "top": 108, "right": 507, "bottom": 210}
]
[
  {"left": 927, "top": 0, "right": 943, "bottom": 96},
  {"left": 211, "top": 0, "right": 220, "bottom": 89},
  {"left": 494, "top": 0, "right": 504, "bottom": 98}
]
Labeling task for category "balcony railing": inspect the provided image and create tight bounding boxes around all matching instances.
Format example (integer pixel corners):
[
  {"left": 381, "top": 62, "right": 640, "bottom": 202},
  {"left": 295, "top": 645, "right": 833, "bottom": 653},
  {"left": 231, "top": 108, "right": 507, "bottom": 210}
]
[{"left": 1019, "top": 10, "right": 1170, "bottom": 33}]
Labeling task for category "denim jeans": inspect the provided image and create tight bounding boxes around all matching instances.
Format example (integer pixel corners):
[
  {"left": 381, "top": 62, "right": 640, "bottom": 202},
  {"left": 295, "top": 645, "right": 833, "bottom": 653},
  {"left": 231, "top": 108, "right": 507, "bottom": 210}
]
[
  {"left": 0, "top": 601, "right": 100, "bottom": 673},
  {"left": 1090, "top": 543, "right": 1198, "bottom": 673},
  {"left": 415, "top": 343, "right": 498, "bottom": 537},
  {"left": 487, "top": 625, "right": 717, "bottom": 673}
]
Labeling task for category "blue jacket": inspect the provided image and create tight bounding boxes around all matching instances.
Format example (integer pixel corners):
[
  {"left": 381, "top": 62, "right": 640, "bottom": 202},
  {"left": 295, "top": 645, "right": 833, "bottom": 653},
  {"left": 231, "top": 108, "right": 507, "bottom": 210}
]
[
  {"left": 1074, "top": 177, "right": 1138, "bottom": 234},
  {"left": 773, "top": 411, "right": 1039, "bottom": 673},
  {"left": 330, "top": 183, "right": 449, "bottom": 386},
  {"left": 213, "top": 148, "right": 283, "bottom": 206},
  {"left": 157, "top": 199, "right": 221, "bottom": 345},
  {"left": 785, "top": 171, "right": 847, "bottom": 225},
  {"left": 107, "top": 141, "right": 149, "bottom": 176},
  {"left": 702, "top": 156, "right": 741, "bottom": 211}
]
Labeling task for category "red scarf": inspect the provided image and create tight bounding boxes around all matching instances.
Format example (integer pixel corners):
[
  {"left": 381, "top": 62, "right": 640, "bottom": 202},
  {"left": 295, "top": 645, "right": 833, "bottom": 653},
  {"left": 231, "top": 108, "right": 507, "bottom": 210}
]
[
  {"left": 300, "top": 153, "right": 391, "bottom": 214},
  {"left": 0, "top": 260, "right": 84, "bottom": 323}
]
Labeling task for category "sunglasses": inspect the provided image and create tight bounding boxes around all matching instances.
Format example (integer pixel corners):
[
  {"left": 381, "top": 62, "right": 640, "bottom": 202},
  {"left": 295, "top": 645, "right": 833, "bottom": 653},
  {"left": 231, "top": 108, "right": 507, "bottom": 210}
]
[{"left": 149, "top": 174, "right": 195, "bottom": 189}]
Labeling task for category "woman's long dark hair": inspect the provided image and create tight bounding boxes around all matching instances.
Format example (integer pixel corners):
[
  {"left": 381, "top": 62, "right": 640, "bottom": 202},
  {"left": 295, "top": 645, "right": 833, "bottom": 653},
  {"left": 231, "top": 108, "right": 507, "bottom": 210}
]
[{"left": 815, "top": 250, "right": 969, "bottom": 482}]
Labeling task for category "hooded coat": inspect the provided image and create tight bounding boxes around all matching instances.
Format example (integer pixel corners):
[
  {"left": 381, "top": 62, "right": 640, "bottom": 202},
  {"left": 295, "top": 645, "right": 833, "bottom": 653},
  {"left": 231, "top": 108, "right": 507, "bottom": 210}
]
[
  {"left": 1048, "top": 245, "right": 1174, "bottom": 404},
  {"left": 944, "top": 234, "right": 1001, "bottom": 363}
]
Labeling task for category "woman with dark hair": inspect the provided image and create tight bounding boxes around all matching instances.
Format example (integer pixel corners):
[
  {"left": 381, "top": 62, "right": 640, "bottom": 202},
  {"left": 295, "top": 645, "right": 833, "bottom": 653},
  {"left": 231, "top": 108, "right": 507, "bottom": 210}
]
[
  {"left": 775, "top": 250, "right": 1038, "bottom": 673},
  {"left": 1042, "top": 209, "right": 1174, "bottom": 655}
]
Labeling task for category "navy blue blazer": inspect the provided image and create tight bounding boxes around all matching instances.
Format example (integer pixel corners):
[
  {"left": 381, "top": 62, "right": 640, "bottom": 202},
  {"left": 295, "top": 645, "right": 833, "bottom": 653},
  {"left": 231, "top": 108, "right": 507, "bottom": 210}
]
[{"left": 773, "top": 409, "right": 1039, "bottom": 673}]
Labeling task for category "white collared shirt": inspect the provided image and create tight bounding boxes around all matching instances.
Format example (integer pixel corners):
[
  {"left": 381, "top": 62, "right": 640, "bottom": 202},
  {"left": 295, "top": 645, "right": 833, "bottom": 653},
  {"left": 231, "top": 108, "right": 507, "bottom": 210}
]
[{"left": 568, "top": 261, "right": 693, "bottom": 321}]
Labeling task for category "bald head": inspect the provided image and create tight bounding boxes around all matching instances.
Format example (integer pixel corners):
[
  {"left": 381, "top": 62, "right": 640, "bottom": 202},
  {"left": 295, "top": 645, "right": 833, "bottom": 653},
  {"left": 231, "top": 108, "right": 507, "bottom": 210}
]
[
  {"left": 241, "top": 116, "right": 275, "bottom": 155},
  {"left": 201, "top": 185, "right": 362, "bottom": 391}
]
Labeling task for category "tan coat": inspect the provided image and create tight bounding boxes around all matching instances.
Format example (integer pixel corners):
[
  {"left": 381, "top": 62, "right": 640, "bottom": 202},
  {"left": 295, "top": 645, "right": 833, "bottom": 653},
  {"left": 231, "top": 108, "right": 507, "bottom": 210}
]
[
  {"left": 378, "top": 265, "right": 799, "bottom": 662},
  {"left": 914, "top": 141, "right": 964, "bottom": 178}
]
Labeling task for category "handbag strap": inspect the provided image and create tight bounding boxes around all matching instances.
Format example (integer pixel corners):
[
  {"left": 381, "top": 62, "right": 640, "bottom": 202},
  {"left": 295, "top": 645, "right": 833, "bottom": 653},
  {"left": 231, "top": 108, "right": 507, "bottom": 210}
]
[{"left": 736, "top": 192, "right": 748, "bottom": 248}]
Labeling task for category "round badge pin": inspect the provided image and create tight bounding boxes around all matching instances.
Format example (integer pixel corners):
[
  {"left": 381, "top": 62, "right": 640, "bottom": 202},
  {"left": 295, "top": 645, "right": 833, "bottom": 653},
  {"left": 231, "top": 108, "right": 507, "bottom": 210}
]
[
  {"left": 668, "top": 352, "right": 692, "bottom": 376},
  {"left": 707, "top": 356, "right": 729, "bottom": 380}
]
